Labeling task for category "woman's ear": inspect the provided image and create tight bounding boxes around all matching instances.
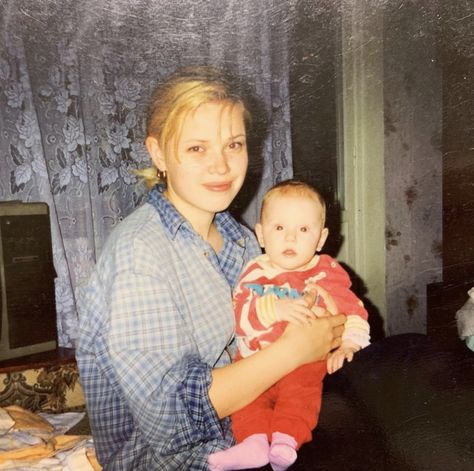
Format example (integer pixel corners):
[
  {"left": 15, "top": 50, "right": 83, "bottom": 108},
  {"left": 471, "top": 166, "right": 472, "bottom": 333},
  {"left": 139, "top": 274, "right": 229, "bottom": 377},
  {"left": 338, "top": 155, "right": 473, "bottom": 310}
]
[
  {"left": 255, "top": 223, "right": 265, "bottom": 248},
  {"left": 317, "top": 227, "right": 329, "bottom": 252},
  {"left": 145, "top": 136, "right": 166, "bottom": 171}
]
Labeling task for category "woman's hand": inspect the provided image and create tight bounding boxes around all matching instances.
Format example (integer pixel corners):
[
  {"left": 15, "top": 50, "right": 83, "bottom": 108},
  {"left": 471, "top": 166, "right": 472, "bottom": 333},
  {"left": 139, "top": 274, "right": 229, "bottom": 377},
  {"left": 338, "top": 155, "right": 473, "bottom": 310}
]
[
  {"left": 210, "top": 313, "right": 345, "bottom": 418},
  {"left": 281, "top": 314, "right": 346, "bottom": 364}
]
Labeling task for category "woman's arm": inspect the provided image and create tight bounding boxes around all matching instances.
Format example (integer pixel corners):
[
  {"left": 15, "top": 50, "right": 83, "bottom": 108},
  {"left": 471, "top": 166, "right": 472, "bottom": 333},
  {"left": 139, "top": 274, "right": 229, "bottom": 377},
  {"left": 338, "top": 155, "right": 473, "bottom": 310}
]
[{"left": 210, "top": 314, "right": 345, "bottom": 418}]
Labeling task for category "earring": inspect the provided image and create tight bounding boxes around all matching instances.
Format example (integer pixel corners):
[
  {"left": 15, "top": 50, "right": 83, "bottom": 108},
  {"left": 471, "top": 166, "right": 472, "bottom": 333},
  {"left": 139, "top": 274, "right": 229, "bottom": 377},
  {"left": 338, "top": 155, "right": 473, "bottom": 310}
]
[{"left": 157, "top": 168, "right": 167, "bottom": 181}]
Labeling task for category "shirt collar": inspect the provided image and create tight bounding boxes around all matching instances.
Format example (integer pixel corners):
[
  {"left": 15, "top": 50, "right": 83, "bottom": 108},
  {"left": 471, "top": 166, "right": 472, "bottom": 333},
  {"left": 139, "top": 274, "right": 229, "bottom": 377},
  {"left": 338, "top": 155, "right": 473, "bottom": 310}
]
[
  {"left": 214, "top": 211, "right": 247, "bottom": 247},
  {"left": 147, "top": 184, "right": 187, "bottom": 238},
  {"left": 147, "top": 184, "right": 248, "bottom": 246}
]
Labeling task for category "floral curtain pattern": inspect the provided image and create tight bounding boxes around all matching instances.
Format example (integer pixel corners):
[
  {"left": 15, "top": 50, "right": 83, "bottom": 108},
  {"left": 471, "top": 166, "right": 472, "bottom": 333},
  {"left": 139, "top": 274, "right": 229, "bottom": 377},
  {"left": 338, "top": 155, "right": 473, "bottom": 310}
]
[{"left": 0, "top": 0, "right": 295, "bottom": 346}]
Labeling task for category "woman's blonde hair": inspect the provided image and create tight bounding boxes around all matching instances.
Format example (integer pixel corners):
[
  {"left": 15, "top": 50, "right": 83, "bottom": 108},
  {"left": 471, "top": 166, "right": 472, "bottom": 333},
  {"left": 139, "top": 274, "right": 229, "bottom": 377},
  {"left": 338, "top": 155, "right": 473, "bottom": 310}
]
[{"left": 136, "top": 66, "right": 252, "bottom": 188}]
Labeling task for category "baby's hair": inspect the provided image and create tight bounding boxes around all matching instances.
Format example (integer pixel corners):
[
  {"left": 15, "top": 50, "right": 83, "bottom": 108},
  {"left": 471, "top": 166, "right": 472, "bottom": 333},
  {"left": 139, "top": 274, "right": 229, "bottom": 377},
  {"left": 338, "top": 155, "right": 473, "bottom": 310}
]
[
  {"left": 137, "top": 66, "right": 252, "bottom": 188},
  {"left": 261, "top": 179, "right": 327, "bottom": 225}
]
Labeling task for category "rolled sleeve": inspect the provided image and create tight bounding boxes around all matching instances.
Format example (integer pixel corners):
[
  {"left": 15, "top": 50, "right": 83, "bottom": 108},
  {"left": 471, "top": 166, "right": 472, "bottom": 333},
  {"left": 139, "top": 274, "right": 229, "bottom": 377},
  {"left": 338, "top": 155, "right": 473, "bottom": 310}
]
[
  {"left": 110, "top": 351, "right": 227, "bottom": 455},
  {"left": 161, "top": 355, "right": 227, "bottom": 454}
]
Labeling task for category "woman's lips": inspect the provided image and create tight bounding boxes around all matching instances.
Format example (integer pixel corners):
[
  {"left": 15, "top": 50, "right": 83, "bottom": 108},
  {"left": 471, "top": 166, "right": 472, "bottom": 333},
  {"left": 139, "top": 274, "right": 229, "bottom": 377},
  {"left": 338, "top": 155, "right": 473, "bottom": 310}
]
[{"left": 203, "top": 182, "right": 232, "bottom": 192}]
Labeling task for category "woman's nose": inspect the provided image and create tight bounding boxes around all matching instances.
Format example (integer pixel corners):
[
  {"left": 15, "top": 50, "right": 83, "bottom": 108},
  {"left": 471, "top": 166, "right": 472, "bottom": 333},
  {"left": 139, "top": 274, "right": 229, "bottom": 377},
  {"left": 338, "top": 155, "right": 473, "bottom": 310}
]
[{"left": 208, "top": 150, "right": 230, "bottom": 175}]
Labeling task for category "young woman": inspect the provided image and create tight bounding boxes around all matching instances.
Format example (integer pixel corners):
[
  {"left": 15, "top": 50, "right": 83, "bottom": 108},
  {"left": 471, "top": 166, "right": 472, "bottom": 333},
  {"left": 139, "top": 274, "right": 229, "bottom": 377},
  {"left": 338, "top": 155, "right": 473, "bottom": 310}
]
[{"left": 76, "top": 67, "right": 345, "bottom": 470}]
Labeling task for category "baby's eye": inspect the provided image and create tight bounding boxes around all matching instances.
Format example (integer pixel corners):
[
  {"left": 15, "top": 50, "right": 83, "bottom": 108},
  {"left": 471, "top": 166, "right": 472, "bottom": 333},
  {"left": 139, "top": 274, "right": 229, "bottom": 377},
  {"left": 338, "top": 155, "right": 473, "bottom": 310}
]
[
  {"left": 275, "top": 225, "right": 284, "bottom": 231},
  {"left": 300, "top": 226, "right": 309, "bottom": 232}
]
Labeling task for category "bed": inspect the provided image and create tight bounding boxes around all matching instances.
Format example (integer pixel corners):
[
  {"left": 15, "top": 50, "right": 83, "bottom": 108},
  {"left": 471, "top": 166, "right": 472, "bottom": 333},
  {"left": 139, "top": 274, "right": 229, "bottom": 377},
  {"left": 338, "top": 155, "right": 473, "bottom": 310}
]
[{"left": 0, "top": 349, "right": 99, "bottom": 470}]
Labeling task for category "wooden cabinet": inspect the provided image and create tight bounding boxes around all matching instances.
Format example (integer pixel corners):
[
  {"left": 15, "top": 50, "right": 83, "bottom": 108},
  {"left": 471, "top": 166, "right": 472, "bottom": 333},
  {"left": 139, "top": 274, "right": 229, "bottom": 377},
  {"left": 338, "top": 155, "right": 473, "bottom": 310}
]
[{"left": 0, "top": 348, "right": 85, "bottom": 413}]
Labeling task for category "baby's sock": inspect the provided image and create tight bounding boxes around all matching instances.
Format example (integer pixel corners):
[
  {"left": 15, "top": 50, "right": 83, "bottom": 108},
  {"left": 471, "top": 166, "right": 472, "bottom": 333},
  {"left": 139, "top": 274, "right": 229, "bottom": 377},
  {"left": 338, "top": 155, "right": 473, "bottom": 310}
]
[
  {"left": 268, "top": 432, "right": 298, "bottom": 471},
  {"left": 208, "top": 433, "right": 270, "bottom": 471}
]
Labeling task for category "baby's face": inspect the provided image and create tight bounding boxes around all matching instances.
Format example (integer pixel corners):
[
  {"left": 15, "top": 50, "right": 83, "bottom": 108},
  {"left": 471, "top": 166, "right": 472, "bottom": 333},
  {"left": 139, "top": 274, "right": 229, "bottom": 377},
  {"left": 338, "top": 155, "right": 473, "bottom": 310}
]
[{"left": 256, "top": 195, "right": 328, "bottom": 271}]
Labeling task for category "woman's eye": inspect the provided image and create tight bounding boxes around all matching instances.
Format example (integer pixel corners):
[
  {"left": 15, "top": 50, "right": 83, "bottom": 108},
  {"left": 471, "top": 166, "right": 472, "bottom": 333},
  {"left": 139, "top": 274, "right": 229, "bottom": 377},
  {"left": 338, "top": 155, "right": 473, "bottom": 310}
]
[
  {"left": 229, "top": 141, "right": 244, "bottom": 150},
  {"left": 188, "top": 145, "right": 203, "bottom": 153}
]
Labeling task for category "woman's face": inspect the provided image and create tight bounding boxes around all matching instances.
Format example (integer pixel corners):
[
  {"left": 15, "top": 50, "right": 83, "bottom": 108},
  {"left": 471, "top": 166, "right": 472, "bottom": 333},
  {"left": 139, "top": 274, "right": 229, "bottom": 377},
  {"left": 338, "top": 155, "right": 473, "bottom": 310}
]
[{"left": 149, "top": 101, "right": 248, "bottom": 224}]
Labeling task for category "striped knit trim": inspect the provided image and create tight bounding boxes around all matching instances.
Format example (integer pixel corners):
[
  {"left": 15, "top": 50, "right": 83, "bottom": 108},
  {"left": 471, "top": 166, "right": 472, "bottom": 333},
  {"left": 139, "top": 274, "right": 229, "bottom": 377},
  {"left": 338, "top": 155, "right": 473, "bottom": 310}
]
[
  {"left": 256, "top": 294, "right": 278, "bottom": 327},
  {"left": 342, "top": 314, "right": 371, "bottom": 348}
]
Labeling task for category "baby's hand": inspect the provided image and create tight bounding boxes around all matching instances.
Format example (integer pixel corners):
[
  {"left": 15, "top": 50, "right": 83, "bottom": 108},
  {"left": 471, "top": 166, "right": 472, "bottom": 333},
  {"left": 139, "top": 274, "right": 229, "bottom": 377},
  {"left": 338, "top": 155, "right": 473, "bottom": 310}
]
[
  {"left": 275, "top": 298, "right": 316, "bottom": 326},
  {"left": 304, "top": 282, "right": 338, "bottom": 315},
  {"left": 326, "top": 341, "right": 360, "bottom": 374},
  {"left": 311, "top": 305, "right": 331, "bottom": 318}
]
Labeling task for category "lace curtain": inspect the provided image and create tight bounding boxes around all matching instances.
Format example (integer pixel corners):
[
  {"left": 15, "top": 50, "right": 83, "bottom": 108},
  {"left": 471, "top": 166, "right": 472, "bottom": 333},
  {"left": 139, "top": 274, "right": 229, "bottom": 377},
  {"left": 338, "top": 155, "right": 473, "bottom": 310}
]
[{"left": 0, "top": 0, "right": 295, "bottom": 347}]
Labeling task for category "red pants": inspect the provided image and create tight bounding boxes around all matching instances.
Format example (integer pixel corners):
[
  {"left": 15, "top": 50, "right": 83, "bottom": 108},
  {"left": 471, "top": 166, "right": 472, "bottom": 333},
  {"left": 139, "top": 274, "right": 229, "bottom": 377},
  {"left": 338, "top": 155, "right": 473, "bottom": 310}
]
[{"left": 232, "top": 361, "right": 327, "bottom": 448}]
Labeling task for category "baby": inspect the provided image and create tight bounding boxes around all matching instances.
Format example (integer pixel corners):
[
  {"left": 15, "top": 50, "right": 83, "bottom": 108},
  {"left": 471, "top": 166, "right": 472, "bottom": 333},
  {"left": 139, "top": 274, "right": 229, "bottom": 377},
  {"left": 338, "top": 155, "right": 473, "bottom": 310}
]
[{"left": 209, "top": 179, "right": 370, "bottom": 471}]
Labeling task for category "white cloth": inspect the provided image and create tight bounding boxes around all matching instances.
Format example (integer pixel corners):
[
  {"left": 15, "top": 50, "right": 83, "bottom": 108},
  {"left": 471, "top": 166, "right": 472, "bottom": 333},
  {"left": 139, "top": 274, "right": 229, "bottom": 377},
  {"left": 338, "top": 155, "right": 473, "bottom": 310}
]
[
  {"left": 0, "top": 411, "right": 96, "bottom": 471},
  {"left": 455, "top": 287, "right": 474, "bottom": 339}
]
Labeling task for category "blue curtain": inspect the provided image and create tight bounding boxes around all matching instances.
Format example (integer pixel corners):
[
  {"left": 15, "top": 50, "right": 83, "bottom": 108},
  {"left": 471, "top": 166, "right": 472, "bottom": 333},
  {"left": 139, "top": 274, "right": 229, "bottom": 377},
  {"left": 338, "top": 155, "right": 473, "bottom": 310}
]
[{"left": 0, "top": 0, "right": 295, "bottom": 347}]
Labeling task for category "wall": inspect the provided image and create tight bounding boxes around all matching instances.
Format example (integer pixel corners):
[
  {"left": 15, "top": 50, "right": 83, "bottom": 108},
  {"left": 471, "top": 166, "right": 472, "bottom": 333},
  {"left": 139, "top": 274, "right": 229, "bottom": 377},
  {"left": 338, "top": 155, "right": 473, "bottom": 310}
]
[
  {"left": 289, "top": 1, "right": 444, "bottom": 336},
  {"left": 383, "top": 2, "right": 443, "bottom": 334}
]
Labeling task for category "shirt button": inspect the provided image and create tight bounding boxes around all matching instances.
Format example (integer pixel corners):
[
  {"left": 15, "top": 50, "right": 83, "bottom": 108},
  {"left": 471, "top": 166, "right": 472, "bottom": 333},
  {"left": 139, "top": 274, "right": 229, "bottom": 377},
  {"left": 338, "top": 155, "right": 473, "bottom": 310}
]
[{"left": 204, "top": 251, "right": 210, "bottom": 257}]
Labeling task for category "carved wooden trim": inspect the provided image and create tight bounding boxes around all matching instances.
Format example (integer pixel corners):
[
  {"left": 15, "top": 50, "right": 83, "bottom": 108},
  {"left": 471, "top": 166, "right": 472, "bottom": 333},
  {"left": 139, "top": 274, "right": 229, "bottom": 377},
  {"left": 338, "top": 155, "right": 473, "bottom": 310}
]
[{"left": 0, "top": 363, "right": 81, "bottom": 413}]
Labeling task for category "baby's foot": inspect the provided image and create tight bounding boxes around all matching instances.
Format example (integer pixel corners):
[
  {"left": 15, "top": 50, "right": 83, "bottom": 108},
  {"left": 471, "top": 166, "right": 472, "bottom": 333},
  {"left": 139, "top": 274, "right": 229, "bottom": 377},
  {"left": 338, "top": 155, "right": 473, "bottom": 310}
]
[
  {"left": 208, "top": 433, "right": 270, "bottom": 471},
  {"left": 269, "top": 432, "right": 297, "bottom": 471}
]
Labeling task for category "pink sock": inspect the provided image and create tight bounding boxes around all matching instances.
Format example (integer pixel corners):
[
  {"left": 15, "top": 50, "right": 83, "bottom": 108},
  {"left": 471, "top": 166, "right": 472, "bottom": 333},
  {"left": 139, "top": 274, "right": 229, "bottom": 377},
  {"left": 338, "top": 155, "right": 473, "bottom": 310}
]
[
  {"left": 269, "top": 432, "right": 298, "bottom": 471},
  {"left": 208, "top": 433, "right": 270, "bottom": 471}
]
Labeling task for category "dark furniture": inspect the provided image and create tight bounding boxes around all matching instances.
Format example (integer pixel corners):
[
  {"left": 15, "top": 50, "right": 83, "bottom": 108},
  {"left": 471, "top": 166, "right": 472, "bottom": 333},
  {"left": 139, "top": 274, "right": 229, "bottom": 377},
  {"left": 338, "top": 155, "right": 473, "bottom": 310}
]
[{"left": 252, "top": 333, "right": 474, "bottom": 471}]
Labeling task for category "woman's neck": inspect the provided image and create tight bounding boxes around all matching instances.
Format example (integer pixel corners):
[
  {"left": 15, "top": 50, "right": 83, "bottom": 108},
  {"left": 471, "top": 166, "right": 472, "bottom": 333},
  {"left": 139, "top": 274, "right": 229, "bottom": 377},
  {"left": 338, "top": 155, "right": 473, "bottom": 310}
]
[
  {"left": 193, "top": 218, "right": 223, "bottom": 253},
  {"left": 192, "top": 216, "right": 215, "bottom": 241}
]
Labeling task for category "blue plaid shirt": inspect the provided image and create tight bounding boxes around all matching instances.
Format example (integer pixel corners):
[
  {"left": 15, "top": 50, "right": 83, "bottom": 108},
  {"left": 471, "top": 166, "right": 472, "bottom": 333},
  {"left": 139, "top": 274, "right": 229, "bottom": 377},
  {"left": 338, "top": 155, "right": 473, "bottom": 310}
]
[{"left": 76, "top": 185, "right": 260, "bottom": 470}]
